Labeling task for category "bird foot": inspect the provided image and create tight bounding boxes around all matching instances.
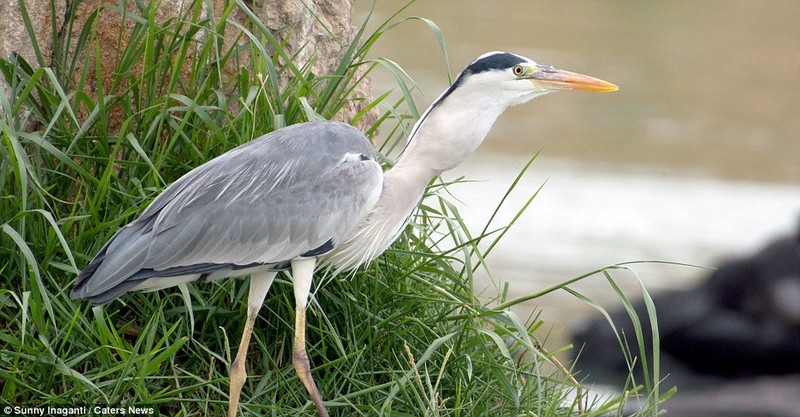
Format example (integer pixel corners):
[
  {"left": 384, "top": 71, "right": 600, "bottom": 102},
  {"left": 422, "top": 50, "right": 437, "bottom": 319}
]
[
  {"left": 228, "top": 359, "right": 247, "bottom": 417},
  {"left": 293, "top": 346, "right": 329, "bottom": 417},
  {"left": 293, "top": 299, "right": 329, "bottom": 417}
]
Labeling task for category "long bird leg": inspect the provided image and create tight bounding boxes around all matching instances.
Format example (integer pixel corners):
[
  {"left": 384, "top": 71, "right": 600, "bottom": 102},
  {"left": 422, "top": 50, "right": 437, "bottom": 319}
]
[
  {"left": 290, "top": 258, "right": 329, "bottom": 417},
  {"left": 228, "top": 271, "right": 277, "bottom": 417}
]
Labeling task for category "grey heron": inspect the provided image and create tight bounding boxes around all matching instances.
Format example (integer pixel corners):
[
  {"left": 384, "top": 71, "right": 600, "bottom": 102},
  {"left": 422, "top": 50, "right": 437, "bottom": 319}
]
[{"left": 70, "top": 51, "right": 617, "bottom": 416}]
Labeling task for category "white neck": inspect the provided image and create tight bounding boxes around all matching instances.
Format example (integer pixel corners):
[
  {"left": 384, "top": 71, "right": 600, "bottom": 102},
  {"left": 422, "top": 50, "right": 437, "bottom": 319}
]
[
  {"left": 325, "top": 84, "right": 515, "bottom": 272},
  {"left": 397, "top": 84, "right": 510, "bottom": 176},
  {"left": 324, "top": 53, "right": 563, "bottom": 272}
]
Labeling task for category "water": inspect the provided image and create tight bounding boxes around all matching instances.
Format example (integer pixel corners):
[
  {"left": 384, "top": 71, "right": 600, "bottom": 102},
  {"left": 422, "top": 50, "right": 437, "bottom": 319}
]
[
  {"left": 356, "top": 1, "right": 800, "bottom": 339},
  {"left": 448, "top": 155, "right": 800, "bottom": 332}
]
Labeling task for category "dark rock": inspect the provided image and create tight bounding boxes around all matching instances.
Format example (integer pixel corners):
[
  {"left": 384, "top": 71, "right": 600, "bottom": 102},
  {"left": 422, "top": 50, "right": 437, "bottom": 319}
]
[{"left": 573, "top": 226, "right": 800, "bottom": 415}]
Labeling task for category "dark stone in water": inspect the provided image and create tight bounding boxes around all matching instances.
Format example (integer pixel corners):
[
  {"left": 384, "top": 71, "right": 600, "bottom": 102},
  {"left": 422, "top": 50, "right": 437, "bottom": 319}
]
[{"left": 572, "top": 226, "right": 800, "bottom": 416}]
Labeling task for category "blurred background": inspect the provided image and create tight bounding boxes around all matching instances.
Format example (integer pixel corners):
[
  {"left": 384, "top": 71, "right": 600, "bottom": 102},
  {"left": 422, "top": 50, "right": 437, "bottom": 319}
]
[{"left": 355, "top": 0, "right": 800, "bottom": 344}]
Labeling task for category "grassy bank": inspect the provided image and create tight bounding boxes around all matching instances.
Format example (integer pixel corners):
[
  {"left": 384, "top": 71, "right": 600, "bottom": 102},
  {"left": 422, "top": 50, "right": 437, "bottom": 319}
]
[{"left": 0, "top": 0, "right": 667, "bottom": 415}]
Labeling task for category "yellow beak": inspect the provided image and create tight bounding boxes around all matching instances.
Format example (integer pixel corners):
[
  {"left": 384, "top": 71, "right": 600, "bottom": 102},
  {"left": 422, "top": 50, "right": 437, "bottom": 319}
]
[{"left": 529, "top": 65, "right": 618, "bottom": 92}]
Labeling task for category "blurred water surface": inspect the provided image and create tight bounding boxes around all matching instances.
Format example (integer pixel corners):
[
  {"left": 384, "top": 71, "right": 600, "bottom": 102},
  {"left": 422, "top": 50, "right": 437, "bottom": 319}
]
[{"left": 356, "top": 1, "right": 800, "bottom": 337}]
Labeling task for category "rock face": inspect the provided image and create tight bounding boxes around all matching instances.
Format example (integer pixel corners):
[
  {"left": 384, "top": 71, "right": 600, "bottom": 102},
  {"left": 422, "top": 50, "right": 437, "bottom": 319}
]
[
  {"left": 264, "top": 1, "right": 356, "bottom": 77},
  {"left": 0, "top": 0, "right": 67, "bottom": 116},
  {"left": 572, "top": 228, "right": 800, "bottom": 416},
  {"left": 262, "top": 0, "right": 375, "bottom": 127},
  {"left": 1, "top": 0, "right": 373, "bottom": 128},
  {"left": 0, "top": 0, "right": 67, "bottom": 69}
]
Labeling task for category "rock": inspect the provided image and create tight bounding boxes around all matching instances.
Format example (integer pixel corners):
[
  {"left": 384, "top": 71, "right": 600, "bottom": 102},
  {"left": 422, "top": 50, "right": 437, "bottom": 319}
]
[
  {"left": 0, "top": 0, "right": 67, "bottom": 72},
  {"left": 572, "top": 226, "right": 800, "bottom": 415},
  {"left": 0, "top": 0, "right": 66, "bottom": 120},
  {"left": 261, "top": 0, "right": 375, "bottom": 129},
  {"left": 2, "top": 0, "right": 374, "bottom": 129}
]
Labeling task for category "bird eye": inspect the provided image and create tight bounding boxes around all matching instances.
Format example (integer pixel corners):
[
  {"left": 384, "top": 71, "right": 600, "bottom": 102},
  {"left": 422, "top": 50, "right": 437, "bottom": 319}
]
[{"left": 512, "top": 65, "right": 525, "bottom": 76}]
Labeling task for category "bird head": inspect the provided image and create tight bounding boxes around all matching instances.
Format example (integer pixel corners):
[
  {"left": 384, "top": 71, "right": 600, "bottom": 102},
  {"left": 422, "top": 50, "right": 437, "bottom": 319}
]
[
  {"left": 451, "top": 51, "right": 618, "bottom": 107},
  {"left": 400, "top": 51, "right": 618, "bottom": 174}
]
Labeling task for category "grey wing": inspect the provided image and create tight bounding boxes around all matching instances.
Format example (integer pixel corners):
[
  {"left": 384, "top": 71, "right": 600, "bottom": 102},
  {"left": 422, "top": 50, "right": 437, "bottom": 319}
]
[{"left": 71, "top": 121, "right": 382, "bottom": 304}]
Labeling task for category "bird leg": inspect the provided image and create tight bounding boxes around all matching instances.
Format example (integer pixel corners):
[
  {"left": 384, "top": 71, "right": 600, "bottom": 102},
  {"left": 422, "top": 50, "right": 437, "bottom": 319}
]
[
  {"left": 291, "top": 258, "right": 329, "bottom": 417},
  {"left": 228, "top": 271, "right": 276, "bottom": 417}
]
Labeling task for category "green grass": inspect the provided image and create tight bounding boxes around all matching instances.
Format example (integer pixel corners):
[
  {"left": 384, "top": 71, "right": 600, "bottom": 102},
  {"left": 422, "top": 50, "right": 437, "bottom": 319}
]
[{"left": 0, "top": 0, "right": 669, "bottom": 415}]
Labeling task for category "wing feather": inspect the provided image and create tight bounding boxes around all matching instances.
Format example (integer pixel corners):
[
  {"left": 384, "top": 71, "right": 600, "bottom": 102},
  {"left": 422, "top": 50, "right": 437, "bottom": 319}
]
[{"left": 71, "top": 121, "right": 382, "bottom": 303}]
